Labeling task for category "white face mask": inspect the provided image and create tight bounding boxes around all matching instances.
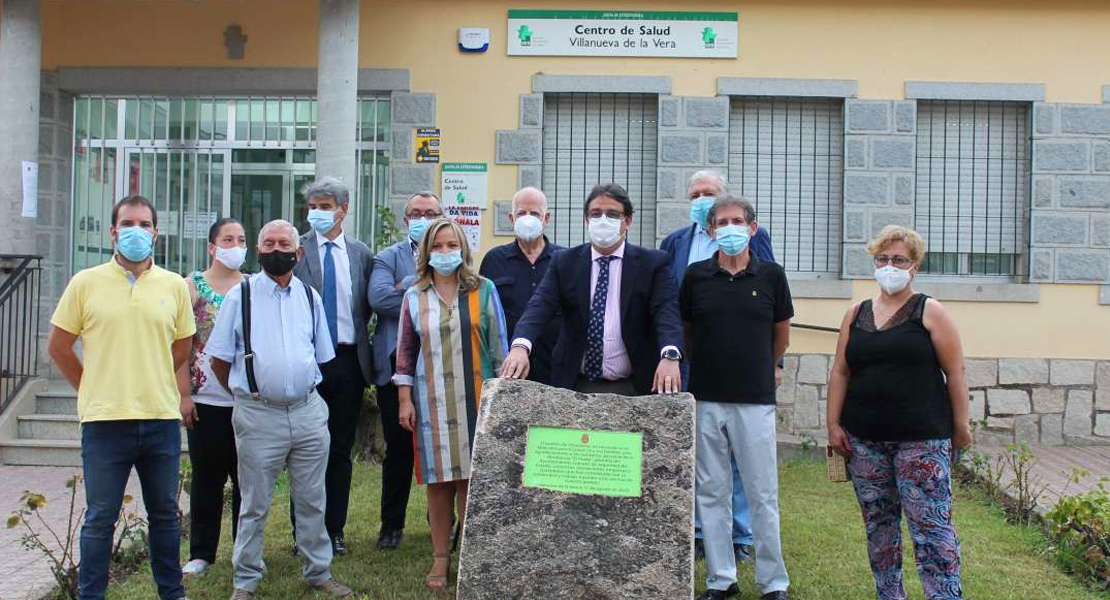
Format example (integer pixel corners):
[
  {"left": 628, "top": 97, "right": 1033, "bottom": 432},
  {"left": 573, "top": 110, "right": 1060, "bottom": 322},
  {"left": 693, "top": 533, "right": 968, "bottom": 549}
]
[
  {"left": 587, "top": 215, "right": 623, "bottom": 249},
  {"left": 874, "top": 265, "right": 912, "bottom": 295},
  {"left": 214, "top": 246, "right": 247, "bottom": 271},
  {"left": 513, "top": 214, "right": 544, "bottom": 242}
]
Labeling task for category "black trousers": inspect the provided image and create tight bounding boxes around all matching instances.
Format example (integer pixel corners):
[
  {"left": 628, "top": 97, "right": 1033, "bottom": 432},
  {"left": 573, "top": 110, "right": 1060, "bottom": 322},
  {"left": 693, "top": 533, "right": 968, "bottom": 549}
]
[
  {"left": 377, "top": 379, "right": 415, "bottom": 534},
  {"left": 186, "top": 402, "right": 240, "bottom": 564},
  {"left": 291, "top": 345, "right": 365, "bottom": 539}
]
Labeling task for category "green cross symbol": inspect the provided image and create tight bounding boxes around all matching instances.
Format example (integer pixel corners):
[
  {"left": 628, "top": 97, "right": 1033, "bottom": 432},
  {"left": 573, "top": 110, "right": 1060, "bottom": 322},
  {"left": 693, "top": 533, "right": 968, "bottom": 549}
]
[
  {"left": 518, "top": 24, "right": 533, "bottom": 43},
  {"left": 701, "top": 27, "right": 717, "bottom": 45}
]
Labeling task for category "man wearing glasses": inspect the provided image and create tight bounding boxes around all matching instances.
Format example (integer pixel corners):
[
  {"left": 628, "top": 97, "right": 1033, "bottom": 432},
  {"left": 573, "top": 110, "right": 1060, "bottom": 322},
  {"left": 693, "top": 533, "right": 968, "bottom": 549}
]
[
  {"left": 502, "top": 183, "right": 684, "bottom": 397},
  {"left": 367, "top": 191, "right": 443, "bottom": 551}
]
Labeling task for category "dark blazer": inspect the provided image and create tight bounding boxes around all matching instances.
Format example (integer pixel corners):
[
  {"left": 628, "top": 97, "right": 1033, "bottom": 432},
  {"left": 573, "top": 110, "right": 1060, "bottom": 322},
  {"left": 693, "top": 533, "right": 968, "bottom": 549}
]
[
  {"left": 294, "top": 231, "right": 375, "bottom": 383},
  {"left": 514, "top": 242, "right": 684, "bottom": 395},
  {"left": 660, "top": 224, "right": 776, "bottom": 288}
]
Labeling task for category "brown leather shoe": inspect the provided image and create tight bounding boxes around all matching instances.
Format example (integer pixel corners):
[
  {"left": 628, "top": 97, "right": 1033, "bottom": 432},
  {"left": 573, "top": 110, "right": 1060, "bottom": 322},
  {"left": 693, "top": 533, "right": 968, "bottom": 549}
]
[{"left": 312, "top": 578, "right": 353, "bottom": 598}]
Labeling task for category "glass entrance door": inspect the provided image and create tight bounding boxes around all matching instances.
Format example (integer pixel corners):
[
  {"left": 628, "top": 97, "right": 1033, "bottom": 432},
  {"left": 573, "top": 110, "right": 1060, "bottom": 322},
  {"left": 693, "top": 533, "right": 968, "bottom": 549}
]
[
  {"left": 114, "top": 148, "right": 231, "bottom": 276},
  {"left": 231, "top": 173, "right": 286, "bottom": 271}
]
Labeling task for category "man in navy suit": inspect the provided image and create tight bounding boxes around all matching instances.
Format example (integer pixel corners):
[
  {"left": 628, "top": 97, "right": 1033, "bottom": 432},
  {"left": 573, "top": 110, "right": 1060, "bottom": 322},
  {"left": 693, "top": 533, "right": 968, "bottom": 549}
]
[
  {"left": 660, "top": 170, "right": 778, "bottom": 564},
  {"left": 502, "top": 183, "right": 683, "bottom": 396}
]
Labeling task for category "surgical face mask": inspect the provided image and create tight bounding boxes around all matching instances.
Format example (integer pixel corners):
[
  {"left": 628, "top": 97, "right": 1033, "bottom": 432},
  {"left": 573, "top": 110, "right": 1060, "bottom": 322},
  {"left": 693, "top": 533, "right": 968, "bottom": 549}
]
[
  {"left": 513, "top": 214, "right": 544, "bottom": 242},
  {"left": 874, "top": 265, "right": 912, "bottom": 295},
  {"left": 715, "top": 224, "right": 751, "bottom": 256},
  {"left": 689, "top": 196, "right": 716, "bottom": 228},
  {"left": 587, "top": 215, "right": 623, "bottom": 249},
  {"left": 214, "top": 246, "right": 247, "bottom": 271},
  {"left": 258, "top": 249, "right": 297, "bottom": 277},
  {"left": 117, "top": 226, "right": 154, "bottom": 262},
  {"left": 408, "top": 217, "right": 431, "bottom": 243},
  {"left": 429, "top": 249, "right": 463, "bottom": 275},
  {"left": 307, "top": 209, "right": 337, "bottom": 234}
]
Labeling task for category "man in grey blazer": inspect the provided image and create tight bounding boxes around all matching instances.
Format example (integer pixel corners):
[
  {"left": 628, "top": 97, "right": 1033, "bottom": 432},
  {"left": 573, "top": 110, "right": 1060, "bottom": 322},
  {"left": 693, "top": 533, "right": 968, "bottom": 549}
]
[
  {"left": 367, "top": 190, "right": 443, "bottom": 550},
  {"left": 291, "top": 177, "right": 375, "bottom": 557}
]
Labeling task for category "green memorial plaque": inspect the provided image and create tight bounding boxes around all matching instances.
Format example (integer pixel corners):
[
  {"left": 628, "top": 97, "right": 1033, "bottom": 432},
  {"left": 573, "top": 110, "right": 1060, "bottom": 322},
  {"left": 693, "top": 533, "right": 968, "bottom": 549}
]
[{"left": 522, "top": 426, "right": 643, "bottom": 497}]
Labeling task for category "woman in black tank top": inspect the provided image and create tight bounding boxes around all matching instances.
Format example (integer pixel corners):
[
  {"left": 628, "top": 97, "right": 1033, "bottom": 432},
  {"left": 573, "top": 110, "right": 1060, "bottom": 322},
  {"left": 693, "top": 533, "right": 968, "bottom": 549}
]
[{"left": 825, "top": 226, "right": 971, "bottom": 600}]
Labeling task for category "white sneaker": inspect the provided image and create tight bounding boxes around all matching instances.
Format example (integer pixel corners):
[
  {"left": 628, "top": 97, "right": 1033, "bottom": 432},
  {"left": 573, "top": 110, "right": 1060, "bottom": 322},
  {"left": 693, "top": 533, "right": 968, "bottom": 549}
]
[{"left": 182, "top": 558, "right": 210, "bottom": 576}]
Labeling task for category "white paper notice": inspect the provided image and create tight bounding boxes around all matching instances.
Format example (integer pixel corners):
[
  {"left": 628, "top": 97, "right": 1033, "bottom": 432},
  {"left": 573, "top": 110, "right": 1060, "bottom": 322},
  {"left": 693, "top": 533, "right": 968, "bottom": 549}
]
[{"left": 21, "top": 161, "right": 38, "bottom": 218}]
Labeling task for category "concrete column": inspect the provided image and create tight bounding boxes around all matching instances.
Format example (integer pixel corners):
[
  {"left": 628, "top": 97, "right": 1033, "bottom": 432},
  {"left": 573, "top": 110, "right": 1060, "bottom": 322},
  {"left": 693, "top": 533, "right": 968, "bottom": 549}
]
[
  {"left": 316, "top": 0, "right": 359, "bottom": 232},
  {"left": 0, "top": 0, "right": 42, "bottom": 255}
]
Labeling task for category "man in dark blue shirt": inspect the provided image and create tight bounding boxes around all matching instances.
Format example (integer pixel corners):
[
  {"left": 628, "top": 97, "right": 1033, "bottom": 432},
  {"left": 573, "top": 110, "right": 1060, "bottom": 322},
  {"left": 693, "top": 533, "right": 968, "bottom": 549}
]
[{"left": 479, "top": 187, "right": 563, "bottom": 384}]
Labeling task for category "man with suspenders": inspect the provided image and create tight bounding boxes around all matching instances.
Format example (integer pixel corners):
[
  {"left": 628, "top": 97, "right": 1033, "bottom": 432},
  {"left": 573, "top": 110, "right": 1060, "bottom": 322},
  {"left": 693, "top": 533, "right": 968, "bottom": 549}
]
[{"left": 207, "top": 220, "right": 354, "bottom": 600}]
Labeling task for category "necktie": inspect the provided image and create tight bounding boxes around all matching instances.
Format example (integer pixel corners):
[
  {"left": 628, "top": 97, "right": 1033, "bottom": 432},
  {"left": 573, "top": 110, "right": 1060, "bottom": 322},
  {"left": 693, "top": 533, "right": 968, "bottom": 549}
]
[
  {"left": 585, "top": 255, "right": 615, "bottom": 380},
  {"left": 323, "top": 241, "right": 338, "bottom": 348}
]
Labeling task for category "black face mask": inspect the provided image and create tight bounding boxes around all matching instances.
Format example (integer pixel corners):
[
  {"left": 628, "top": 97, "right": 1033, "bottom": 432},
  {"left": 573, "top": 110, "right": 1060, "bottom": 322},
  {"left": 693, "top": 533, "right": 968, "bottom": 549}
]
[{"left": 258, "top": 249, "right": 297, "bottom": 276}]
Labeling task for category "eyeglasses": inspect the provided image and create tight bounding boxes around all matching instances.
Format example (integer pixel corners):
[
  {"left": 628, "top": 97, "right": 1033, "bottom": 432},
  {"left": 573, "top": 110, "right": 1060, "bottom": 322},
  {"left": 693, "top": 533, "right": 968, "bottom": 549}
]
[
  {"left": 406, "top": 210, "right": 442, "bottom": 219},
  {"left": 874, "top": 255, "right": 913, "bottom": 268},
  {"left": 587, "top": 210, "right": 625, "bottom": 220}
]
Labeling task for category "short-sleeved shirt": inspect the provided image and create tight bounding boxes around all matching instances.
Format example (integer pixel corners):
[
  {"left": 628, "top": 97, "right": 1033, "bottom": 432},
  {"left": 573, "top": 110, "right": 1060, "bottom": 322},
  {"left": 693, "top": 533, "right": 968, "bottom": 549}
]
[
  {"left": 50, "top": 260, "right": 196, "bottom": 423},
  {"left": 680, "top": 253, "right": 794, "bottom": 404},
  {"left": 205, "top": 272, "right": 335, "bottom": 403}
]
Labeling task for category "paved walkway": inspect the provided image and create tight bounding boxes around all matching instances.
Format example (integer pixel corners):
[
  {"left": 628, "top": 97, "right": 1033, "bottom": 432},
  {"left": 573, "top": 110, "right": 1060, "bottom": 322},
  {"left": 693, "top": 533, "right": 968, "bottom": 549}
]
[
  {"left": 974, "top": 444, "right": 1110, "bottom": 515},
  {"left": 0, "top": 467, "right": 148, "bottom": 600}
]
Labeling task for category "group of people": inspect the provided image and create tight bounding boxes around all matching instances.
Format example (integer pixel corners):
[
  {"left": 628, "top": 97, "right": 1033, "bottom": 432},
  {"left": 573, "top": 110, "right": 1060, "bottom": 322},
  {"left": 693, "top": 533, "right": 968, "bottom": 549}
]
[{"left": 48, "top": 167, "right": 971, "bottom": 600}]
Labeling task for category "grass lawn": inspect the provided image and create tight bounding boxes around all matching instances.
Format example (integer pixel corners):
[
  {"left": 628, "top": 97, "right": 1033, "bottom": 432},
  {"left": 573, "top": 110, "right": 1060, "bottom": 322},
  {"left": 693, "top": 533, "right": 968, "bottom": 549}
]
[{"left": 107, "top": 458, "right": 1105, "bottom": 600}]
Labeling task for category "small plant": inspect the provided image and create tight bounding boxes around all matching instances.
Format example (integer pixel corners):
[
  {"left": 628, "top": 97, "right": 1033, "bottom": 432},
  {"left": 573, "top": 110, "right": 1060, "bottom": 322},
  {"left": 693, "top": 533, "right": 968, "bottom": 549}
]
[
  {"left": 1003, "top": 442, "right": 1050, "bottom": 524},
  {"left": 1045, "top": 475, "right": 1110, "bottom": 591},
  {"left": 176, "top": 458, "right": 192, "bottom": 532},
  {"left": 111, "top": 494, "right": 147, "bottom": 563},
  {"left": 799, "top": 433, "right": 817, "bottom": 454},
  {"left": 6, "top": 475, "right": 84, "bottom": 600}
]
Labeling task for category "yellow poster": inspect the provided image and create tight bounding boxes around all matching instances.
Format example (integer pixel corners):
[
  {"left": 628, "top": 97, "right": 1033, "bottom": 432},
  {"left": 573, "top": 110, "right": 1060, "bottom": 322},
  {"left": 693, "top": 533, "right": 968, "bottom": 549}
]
[{"left": 415, "top": 127, "right": 441, "bottom": 163}]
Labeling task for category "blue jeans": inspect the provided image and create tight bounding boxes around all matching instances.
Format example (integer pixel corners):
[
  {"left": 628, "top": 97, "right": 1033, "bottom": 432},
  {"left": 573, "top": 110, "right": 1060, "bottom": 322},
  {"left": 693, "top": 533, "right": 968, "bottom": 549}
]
[
  {"left": 683, "top": 361, "right": 753, "bottom": 545},
  {"left": 79, "top": 420, "right": 183, "bottom": 600}
]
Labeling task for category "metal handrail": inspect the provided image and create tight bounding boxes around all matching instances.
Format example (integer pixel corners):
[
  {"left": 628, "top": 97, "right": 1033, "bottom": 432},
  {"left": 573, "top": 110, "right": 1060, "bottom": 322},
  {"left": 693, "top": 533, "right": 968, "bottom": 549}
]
[
  {"left": 790, "top": 322, "right": 840, "bottom": 334},
  {"left": 0, "top": 254, "right": 43, "bottom": 416}
]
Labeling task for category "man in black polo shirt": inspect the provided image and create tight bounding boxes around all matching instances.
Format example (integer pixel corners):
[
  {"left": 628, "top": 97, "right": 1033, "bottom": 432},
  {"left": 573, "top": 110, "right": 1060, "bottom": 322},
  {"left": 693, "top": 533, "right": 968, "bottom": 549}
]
[
  {"left": 479, "top": 187, "right": 563, "bottom": 384},
  {"left": 681, "top": 195, "right": 792, "bottom": 600}
]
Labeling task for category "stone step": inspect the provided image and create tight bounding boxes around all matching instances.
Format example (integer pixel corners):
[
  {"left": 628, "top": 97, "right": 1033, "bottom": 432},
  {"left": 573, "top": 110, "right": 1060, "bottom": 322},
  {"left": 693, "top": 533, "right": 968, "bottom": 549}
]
[
  {"left": 0, "top": 438, "right": 189, "bottom": 467},
  {"left": 0, "top": 439, "right": 83, "bottom": 467},
  {"left": 35, "top": 392, "right": 77, "bottom": 415},
  {"left": 18, "top": 414, "right": 80, "bottom": 441}
]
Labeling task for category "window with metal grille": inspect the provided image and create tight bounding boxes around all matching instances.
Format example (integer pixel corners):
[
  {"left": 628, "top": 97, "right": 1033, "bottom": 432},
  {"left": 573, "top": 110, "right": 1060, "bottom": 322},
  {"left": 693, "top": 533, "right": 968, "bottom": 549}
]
[
  {"left": 914, "top": 100, "right": 1031, "bottom": 277},
  {"left": 541, "top": 93, "right": 658, "bottom": 247},
  {"left": 727, "top": 97, "right": 844, "bottom": 274}
]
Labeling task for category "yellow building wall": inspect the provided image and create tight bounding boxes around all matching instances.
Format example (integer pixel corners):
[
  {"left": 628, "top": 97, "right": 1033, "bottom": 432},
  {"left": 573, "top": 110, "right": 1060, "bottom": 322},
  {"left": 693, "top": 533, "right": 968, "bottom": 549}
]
[{"left": 39, "top": 0, "right": 1110, "bottom": 359}]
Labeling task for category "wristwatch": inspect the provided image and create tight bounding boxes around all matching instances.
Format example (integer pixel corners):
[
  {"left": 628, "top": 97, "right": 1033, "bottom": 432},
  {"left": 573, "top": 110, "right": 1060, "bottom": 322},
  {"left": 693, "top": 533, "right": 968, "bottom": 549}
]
[{"left": 661, "top": 347, "right": 683, "bottom": 361}]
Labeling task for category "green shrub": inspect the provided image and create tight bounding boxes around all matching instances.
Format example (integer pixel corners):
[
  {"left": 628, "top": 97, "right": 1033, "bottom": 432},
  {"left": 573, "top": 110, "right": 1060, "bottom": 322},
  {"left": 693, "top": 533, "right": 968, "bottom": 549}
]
[{"left": 1045, "top": 474, "right": 1110, "bottom": 591}]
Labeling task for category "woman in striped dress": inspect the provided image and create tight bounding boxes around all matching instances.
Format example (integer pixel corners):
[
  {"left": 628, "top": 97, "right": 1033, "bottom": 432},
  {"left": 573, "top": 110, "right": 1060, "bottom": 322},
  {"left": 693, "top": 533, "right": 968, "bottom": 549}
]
[{"left": 394, "top": 218, "right": 508, "bottom": 589}]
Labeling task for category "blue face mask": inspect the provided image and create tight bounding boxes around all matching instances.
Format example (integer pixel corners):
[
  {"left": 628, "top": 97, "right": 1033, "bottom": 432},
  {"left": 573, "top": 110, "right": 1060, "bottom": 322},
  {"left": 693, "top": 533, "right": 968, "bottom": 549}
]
[
  {"left": 117, "top": 226, "right": 154, "bottom": 262},
  {"left": 408, "top": 217, "right": 431, "bottom": 243},
  {"left": 429, "top": 249, "right": 463, "bottom": 275},
  {"left": 715, "top": 224, "right": 751, "bottom": 256},
  {"left": 689, "top": 196, "right": 716, "bottom": 228},
  {"left": 307, "top": 209, "right": 337, "bottom": 234}
]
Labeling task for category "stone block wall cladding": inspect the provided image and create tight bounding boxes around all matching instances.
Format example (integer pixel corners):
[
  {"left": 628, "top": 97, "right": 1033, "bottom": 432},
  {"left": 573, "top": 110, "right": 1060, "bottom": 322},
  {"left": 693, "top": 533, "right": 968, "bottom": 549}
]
[
  {"left": 777, "top": 354, "right": 1110, "bottom": 448},
  {"left": 841, "top": 99, "right": 918, "bottom": 279},
  {"left": 495, "top": 93, "right": 544, "bottom": 211},
  {"left": 35, "top": 71, "right": 74, "bottom": 376},
  {"left": 655, "top": 95, "right": 731, "bottom": 245},
  {"left": 387, "top": 91, "right": 437, "bottom": 230},
  {"left": 1030, "top": 102, "right": 1110, "bottom": 283}
]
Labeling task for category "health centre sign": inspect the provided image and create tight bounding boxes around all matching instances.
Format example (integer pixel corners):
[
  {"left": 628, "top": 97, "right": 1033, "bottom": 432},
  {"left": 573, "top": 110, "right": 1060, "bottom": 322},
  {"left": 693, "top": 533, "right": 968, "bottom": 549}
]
[{"left": 507, "top": 10, "right": 738, "bottom": 58}]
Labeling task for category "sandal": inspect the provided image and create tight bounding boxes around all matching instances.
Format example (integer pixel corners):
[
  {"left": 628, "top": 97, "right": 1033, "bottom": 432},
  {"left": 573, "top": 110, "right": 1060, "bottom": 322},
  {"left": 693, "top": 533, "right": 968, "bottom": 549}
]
[{"left": 425, "top": 553, "right": 451, "bottom": 590}]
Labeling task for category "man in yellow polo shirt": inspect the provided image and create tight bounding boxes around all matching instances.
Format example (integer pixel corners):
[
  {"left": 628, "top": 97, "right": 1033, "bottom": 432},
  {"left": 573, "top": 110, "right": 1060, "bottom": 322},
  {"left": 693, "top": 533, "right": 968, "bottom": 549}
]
[{"left": 48, "top": 195, "right": 196, "bottom": 600}]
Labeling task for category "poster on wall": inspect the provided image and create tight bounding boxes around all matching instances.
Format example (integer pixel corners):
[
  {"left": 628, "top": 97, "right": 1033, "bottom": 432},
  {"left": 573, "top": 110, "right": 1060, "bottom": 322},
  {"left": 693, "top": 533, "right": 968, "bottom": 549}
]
[
  {"left": 507, "top": 10, "right": 738, "bottom": 58},
  {"left": 442, "top": 162, "right": 488, "bottom": 209},
  {"left": 446, "top": 204, "right": 483, "bottom": 253},
  {"left": 415, "top": 128, "right": 441, "bottom": 163}
]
